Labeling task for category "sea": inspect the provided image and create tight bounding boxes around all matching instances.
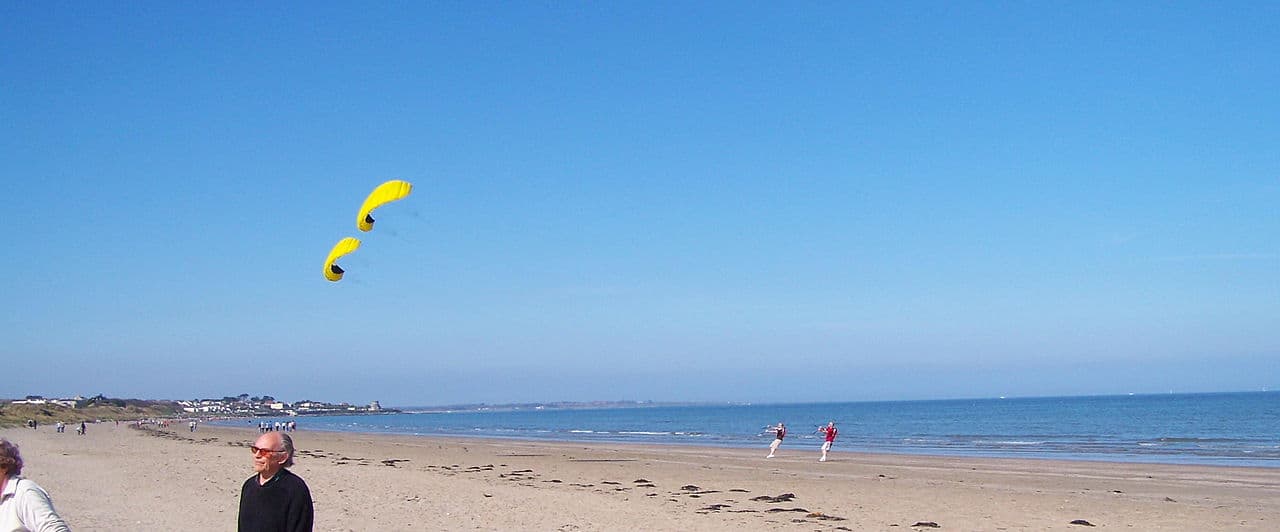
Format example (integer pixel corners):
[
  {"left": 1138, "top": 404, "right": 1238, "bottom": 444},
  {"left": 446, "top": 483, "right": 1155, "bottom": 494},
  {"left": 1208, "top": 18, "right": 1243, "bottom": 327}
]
[{"left": 219, "top": 392, "right": 1280, "bottom": 468}]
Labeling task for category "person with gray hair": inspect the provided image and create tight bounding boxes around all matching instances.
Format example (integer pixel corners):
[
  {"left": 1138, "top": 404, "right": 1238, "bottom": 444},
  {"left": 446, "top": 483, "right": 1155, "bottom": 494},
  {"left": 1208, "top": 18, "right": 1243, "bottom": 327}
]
[
  {"left": 1, "top": 438, "right": 72, "bottom": 532},
  {"left": 237, "top": 431, "right": 312, "bottom": 531}
]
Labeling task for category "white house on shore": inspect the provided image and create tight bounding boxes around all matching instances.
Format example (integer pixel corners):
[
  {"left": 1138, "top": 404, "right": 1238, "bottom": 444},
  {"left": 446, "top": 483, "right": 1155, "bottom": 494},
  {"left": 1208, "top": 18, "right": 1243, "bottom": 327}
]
[{"left": 11, "top": 396, "right": 79, "bottom": 408}]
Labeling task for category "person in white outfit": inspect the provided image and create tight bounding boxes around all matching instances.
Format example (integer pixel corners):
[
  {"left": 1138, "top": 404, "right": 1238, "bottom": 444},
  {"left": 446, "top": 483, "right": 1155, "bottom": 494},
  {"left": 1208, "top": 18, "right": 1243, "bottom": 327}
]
[
  {"left": 765, "top": 422, "right": 786, "bottom": 458},
  {"left": 1, "top": 438, "right": 72, "bottom": 532}
]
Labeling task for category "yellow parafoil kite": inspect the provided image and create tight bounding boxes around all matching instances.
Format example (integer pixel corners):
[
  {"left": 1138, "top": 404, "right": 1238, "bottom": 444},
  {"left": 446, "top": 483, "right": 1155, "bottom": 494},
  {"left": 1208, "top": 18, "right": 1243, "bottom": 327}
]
[
  {"left": 323, "top": 237, "right": 361, "bottom": 282},
  {"left": 357, "top": 180, "right": 413, "bottom": 232}
]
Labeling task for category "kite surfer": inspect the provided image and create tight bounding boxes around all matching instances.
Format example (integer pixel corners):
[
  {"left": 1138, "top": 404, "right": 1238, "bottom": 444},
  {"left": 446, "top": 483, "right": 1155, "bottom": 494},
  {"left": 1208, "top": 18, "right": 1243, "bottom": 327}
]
[
  {"left": 817, "top": 421, "right": 837, "bottom": 462},
  {"left": 765, "top": 422, "right": 786, "bottom": 458}
]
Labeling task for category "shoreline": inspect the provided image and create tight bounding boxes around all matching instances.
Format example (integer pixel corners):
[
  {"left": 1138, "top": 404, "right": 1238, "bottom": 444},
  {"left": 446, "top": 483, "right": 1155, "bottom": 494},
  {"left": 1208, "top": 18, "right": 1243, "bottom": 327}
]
[
  {"left": 208, "top": 418, "right": 1280, "bottom": 470},
  {"left": 4, "top": 422, "right": 1277, "bottom": 530}
]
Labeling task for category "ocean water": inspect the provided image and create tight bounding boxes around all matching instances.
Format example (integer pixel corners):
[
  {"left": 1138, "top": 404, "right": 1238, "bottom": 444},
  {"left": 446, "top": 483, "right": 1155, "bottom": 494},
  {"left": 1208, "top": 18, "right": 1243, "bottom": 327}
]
[{"left": 224, "top": 392, "right": 1280, "bottom": 467}]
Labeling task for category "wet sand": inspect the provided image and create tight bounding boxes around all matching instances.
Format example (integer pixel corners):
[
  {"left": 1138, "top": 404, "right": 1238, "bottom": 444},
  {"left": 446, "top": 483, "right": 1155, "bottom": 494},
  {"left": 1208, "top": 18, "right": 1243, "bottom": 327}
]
[{"left": 3, "top": 422, "right": 1277, "bottom": 530}]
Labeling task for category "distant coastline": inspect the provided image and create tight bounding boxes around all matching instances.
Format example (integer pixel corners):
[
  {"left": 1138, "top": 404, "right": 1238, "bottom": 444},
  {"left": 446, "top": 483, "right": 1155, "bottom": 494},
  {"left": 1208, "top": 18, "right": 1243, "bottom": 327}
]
[
  {"left": 9, "top": 390, "right": 1277, "bottom": 427},
  {"left": 0, "top": 394, "right": 399, "bottom": 427},
  {"left": 395, "top": 389, "right": 1278, "bottom": 412},
  {"left": 395, "top": 399, "right": 735, "bottom": 414}
]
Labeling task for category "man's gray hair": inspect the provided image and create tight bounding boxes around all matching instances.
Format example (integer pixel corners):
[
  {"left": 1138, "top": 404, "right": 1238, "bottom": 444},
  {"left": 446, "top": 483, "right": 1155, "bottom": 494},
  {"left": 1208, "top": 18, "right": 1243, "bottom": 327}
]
[{"left": 279, "top": 433, "right": 295, "bottom": 468}]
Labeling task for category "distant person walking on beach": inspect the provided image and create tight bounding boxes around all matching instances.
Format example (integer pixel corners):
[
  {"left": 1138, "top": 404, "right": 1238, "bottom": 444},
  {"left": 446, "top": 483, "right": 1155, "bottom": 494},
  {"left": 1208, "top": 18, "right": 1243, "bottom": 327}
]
[
  {"left": 189, "top": 420, "right": 198, "bottom": 433},
  {"left": 817, "top": 421, "right": 837, "bottom": 462},
  {"left": 76, "top": 422, "right": 85, "bottom": 436},
  {"left": 765, "top": 422, "right": 786, "bottom": 458},
  {"left": 1, "top": 438, "right": 72, "bottom": 532},
  {"left": 238, "top": 431, "right": 313, "bottom": 532}
]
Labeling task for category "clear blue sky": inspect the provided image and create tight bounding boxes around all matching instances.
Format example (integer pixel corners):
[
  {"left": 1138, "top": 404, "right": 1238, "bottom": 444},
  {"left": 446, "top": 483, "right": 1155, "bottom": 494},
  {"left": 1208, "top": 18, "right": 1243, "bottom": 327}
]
[{"left": 3, "top": 3, "right": 1276, "bottom": 406}]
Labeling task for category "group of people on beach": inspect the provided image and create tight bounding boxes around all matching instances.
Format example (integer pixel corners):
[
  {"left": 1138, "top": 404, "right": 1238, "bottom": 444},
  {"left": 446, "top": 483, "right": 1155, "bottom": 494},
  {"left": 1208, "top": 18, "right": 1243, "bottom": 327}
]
[
  {"left": 32, "top": 420, "right": 86, "bottom": 436},
  {"left": 258, "top": 420, "right": 296, "bottom": 433},
  {"left": 764, "top": 420, "right": 838, "bottom": 461}
]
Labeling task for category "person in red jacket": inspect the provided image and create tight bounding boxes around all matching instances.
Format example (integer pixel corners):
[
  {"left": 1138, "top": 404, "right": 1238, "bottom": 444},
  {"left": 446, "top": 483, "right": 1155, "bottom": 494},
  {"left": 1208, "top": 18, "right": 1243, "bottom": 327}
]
[{"left": 817, "top": 421, "right": 838, "bottom": 462}]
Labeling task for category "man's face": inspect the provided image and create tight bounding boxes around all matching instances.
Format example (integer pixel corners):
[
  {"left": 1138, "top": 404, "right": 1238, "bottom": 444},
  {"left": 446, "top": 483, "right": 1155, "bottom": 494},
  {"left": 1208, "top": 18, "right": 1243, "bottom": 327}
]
[{"left": 251, "top": 433, "right": 287, "bottom": 477}]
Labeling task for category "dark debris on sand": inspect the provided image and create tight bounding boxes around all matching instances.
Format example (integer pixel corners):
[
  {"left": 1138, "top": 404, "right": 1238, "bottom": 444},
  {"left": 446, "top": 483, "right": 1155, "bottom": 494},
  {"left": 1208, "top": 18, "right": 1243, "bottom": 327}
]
[{"left": 749, "top": 493, "right": 796, "bottom": 503}]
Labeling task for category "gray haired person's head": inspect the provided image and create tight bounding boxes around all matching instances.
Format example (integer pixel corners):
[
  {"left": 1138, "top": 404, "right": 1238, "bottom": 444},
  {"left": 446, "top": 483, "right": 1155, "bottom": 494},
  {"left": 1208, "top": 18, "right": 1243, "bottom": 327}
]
[{"left": 279, "top": 433, "right": 295, "bottom": 468}]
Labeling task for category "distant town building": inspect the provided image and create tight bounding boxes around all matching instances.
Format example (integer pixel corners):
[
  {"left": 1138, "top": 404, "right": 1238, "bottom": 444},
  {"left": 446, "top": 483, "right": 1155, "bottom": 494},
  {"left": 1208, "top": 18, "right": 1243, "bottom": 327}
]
[{"left": 11, "top": 396, "right": 78, "bottom": 408}]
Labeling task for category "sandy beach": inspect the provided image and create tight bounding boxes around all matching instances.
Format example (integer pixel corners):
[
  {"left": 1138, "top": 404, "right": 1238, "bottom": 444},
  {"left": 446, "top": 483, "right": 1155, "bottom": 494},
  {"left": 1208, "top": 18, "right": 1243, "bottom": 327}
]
[{"left": 2, "top": 422, "right": 1276, "bottom": 531}]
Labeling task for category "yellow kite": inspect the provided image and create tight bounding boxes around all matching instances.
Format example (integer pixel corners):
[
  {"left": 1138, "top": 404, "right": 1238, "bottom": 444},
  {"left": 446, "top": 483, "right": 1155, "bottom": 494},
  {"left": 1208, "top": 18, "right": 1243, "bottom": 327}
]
[
  {"left": 357, "top": 180, "right": 413, "bottom": 232},
  {"left": 323, "top": 237, "right": 361, "bottom": 282}
]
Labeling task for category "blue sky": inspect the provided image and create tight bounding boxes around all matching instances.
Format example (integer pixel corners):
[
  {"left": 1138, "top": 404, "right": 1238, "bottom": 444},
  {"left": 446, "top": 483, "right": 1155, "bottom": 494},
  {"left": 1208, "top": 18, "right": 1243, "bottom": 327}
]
[{"left": 3, "top": 3, "right": 1276, "bottom": 406}]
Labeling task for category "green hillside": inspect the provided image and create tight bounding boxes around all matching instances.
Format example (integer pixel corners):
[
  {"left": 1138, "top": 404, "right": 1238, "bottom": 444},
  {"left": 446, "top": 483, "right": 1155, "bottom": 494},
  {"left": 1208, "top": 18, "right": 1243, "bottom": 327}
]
[{"left": 0, "top": 398, "right": 182, "bottom": 427}]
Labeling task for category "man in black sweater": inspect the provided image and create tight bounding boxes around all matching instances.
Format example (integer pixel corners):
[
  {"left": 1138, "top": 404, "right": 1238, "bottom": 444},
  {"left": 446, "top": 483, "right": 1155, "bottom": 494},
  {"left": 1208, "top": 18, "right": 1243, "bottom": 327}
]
[{"left": 238, "top": 431, "right": 313, "bottom": 532}]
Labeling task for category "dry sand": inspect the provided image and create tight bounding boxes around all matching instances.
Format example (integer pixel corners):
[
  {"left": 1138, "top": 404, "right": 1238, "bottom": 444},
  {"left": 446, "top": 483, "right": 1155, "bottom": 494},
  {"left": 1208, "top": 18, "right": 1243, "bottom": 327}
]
[{"left": 3, "top": 422, "right": 1277, "bottom": 531}]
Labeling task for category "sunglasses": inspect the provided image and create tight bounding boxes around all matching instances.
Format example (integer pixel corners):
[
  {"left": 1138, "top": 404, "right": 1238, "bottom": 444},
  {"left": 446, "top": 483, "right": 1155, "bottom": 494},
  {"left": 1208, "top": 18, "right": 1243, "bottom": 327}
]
[{"left": 250, "top": 445, "right": 284, "bottom": 456}]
